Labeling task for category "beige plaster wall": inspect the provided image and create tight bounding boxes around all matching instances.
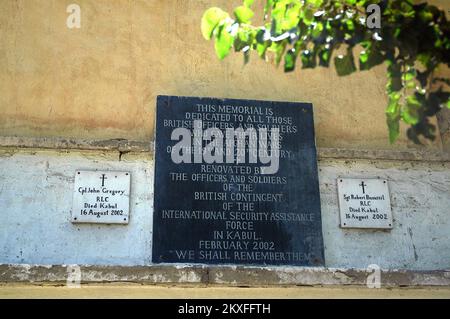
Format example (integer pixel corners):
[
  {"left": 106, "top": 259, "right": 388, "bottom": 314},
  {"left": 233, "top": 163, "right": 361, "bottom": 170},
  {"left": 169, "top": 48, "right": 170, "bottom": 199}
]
[{"left": 0, "top": 0, "right": 448, "bottom": 149}]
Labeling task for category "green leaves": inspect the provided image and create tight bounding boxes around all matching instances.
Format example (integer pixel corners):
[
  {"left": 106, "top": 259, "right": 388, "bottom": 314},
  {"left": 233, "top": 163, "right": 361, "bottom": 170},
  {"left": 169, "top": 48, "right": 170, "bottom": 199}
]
[
  {"left": 402, "top": 95, "right": 421, "bottom": 125},
  {"left": 386, "top": 92, "right": 401, "bottom": 116},
  {"left": 257, "top": 41, "right": 270, "bottom": 58},
  {"left": 201, "top": 7, "right": 229, "bottom": 40},
  {"left": 387, "top": 117, "right": 400, "bottom": 144},
  {"left": 201, "top": 7, "right": 238, "bottom": 60},
  {"left": 243, "top": 0, "right": 254, "bottom": 7},
  {"left": 284, "top": 49, "right": 297, "bottom": 72},
  {"left": 307, "top": 0, "right": 323, "bottom": 7},
  {"left": 301, "top": 49, "right": 316, "bottom": 69},
  {"left": 274, "top": 41, "right": 287, "bottom": 66},
  {"left": 334, "top": 48, "right": 356, "bottom": 76},
  {"left": 386, "top": 62, "right": 402, "bottom": 93},
  {"left": 234, "top": 6, "right": 254, "bottom": 24},
  {"left": 234, "top": 28, "right": 253, "bottom": 52},
  {"left": 311, "top": 21, "right": 324, "bottom": 38},
  {"left": 282, "top": 3, "right": 301, "bottom": 30},
  {"left": 359, "top": 50, "right": 369, "bottom": 64},
  {"left": 359, "top": 44, "right": 384, "bottom": 71},
  {"left": 214, "top": 25, "right": 234, "bottom": 60},
  {"left": 318, "top": 48, "right": 331, "bottom": 67},
  {"left": 201, "top": 0, "right": 450, "bottom": 144},
  {"left": 301, "top": 8, "right": 314, "bottom": 26},
  {"left": 386, "top": 92, "right": 401, "bottom": 144}
]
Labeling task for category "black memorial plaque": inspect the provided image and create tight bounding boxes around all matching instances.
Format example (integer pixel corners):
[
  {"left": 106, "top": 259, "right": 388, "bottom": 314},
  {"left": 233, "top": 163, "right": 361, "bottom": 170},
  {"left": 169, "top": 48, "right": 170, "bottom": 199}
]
[{"left": 153, "top": 95, "right": 324, "bottom": 266}]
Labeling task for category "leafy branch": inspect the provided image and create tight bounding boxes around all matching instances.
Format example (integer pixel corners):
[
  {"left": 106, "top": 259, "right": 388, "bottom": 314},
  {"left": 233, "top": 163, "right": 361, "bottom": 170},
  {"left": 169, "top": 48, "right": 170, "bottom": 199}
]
[{"left": 201, "top": 0, "right": 450, "bottom": 144}]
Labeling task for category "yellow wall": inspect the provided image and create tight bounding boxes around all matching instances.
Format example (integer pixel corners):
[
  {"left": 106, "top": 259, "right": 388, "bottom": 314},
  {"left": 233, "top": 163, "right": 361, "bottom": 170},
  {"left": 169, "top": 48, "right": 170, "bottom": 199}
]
[{"left": 0, "top": 0, "right": 448, "bottom": 149}]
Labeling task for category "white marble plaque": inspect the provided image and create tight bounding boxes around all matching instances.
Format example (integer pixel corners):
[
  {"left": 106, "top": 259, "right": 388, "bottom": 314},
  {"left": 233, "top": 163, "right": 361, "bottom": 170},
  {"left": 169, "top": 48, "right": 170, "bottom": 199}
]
[
  {"left": 72, "top": 171, "right": 130, "bottom": 224},
  {"left": 337, "top": 178, "right": 393, "bottom": 229}
]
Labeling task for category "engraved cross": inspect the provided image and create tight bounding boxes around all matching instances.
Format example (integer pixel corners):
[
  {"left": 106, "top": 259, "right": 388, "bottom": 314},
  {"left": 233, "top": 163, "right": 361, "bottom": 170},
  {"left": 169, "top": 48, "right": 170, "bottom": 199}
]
[
  {"left": 100, "top": 174, "right": 107, "bottom": 187},
  {"left": 359, "top": 181, "right": 367, "bottom": 194}
]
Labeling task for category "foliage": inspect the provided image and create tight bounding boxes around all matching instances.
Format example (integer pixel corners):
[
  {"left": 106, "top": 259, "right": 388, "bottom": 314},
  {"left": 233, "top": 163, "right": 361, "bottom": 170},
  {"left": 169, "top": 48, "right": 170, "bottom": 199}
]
[{"left": 201, "top": 0, "right": 450, "bottom": 144}]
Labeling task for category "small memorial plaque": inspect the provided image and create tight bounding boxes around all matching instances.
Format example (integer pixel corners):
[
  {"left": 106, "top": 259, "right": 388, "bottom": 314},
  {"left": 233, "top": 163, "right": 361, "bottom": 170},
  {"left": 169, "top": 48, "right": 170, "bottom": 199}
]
[
  {"left": 72, "top": 170, "right": 130, "bottom": 224},
  {"left": 337, "top": 178, "right": 393, "bottom": 229},
  {"left": 153, "top": 95, "right": 324, "bottom": 266}
]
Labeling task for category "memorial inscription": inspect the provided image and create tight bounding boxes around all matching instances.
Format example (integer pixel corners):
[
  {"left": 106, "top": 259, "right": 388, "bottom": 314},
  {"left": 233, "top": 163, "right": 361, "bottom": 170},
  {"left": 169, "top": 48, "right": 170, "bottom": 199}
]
[
  {"left": 72, "top": 170, "right": 130, "bottom": 224},
  {"left": 337, "top": 178, "right": 393, "bottom": 229},
  {"left": 153, "top": 95, "right": 324, "bottom": 266}
]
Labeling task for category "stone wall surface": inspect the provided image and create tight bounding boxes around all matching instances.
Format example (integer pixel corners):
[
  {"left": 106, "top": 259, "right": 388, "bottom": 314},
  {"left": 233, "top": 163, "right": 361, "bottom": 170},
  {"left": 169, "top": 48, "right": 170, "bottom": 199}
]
[
  {"left": 1, "top": 148, "right": 449, "bottom": 271},
  {"left": 1, "top": 0, "right": 449, "bottom": 287}
]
